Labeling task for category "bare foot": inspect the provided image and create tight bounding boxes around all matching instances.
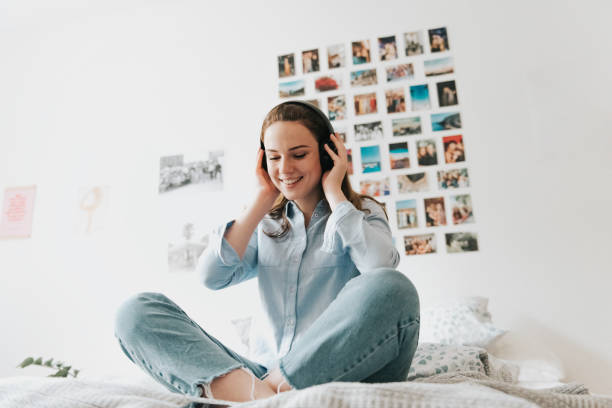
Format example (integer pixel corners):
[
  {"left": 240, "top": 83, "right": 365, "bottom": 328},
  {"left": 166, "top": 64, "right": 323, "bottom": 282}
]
[
  {"left": 262, "top": 367, "right": 293, "bottom": 393},
  {"left": 202, "top": 368, "right": 276, "bottom": 403}
]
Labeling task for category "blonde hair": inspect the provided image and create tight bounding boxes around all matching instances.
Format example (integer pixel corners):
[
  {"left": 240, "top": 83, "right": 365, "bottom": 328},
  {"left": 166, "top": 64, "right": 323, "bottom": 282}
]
[{"left": 260, "top": 102, "right": 388, "bottom": 238}]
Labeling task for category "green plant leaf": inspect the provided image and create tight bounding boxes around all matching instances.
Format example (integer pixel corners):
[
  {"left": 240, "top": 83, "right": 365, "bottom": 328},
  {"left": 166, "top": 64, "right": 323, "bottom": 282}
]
[
  {"left": 34, "top": 357, "right": 43, "bottom": 365},
  {"left": 17, "top": 357, "right": 34, "bottom": 368},
  {"left": 72, "top": 369, "right": 80, "bottom": 377},
  {"left": 43, "top": 358, "right": 54, "bottom": 367}
]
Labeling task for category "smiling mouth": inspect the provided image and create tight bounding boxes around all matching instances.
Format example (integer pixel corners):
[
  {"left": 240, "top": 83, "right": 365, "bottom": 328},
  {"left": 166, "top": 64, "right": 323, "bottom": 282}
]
[{"left": 280, "top": 177, "right": 303, "bottom": 185}]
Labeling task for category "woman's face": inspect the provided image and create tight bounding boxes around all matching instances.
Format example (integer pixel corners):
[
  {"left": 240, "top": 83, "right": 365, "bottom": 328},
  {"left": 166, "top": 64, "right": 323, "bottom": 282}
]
[{"left": 263, "top": 121, "right": 322, "bottom": 203}]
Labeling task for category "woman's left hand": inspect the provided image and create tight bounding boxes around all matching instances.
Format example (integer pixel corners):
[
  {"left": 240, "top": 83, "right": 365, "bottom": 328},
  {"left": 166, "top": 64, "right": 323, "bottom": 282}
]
[{"left": 321, "top": 133, "right": 348, "bottom": 209}]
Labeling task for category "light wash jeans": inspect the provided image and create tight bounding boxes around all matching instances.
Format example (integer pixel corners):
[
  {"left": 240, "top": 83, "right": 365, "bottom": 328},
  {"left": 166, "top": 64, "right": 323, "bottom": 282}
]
[{"left": 114, "top": 268, "right": 420, "bottom": 397}]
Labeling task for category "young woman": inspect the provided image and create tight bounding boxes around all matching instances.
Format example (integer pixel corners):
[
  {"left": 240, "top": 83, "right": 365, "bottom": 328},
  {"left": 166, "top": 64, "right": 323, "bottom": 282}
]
[{"left": 114, "top": 101, "right": 420, "bottom": 404}]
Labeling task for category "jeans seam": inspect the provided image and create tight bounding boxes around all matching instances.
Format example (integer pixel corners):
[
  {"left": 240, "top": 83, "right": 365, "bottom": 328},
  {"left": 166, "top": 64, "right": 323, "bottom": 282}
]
[
  {"left": 328, "top": 327, "right": 398, "bottom": 382},
  {"left": 398, "top": 319, "right": 419, "bottom": 330}
]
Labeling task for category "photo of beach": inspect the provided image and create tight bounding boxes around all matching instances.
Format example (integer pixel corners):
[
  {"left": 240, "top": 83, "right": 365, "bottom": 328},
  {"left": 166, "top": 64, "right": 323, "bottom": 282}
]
[
  {"left": 410, "top": 84, "right": 431, "bottom": 111},
  {"left": 279, "top": 79, "right": 305, "bottom": 98},
  {"left": 431, "top": 111, "right": 461, "bottom": 131},
  {"left": 360, "top": 145, "right": 382, "bottom": 173},
  {"left": 424, "top": 56, "right": 454, "bottom": 76},
  {"left": 389, "top": 142, "right": 410, "bottom": 169},
  {"left": 392, "top": 116, "right": 421, "bottom": 136}
]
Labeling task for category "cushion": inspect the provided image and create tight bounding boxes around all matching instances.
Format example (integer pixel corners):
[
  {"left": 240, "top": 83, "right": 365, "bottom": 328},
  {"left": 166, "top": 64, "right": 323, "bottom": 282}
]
[{"left": 419, "top": 297, "right": 507, "bottom": 348}]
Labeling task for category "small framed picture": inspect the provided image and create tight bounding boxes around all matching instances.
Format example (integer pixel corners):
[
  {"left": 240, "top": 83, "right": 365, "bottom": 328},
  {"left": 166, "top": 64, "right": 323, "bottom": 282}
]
[
  {"left": 392, "top": 116, "right": 421, "bottom": 136},
  {"left": 279, "top": 79, "right": 305, "bottom": 98},
  {"left": 327, "top": 43, "right": 346, "bottom": 69},
  {"left": 446, "top": 232, "right": 479, "bottom": 253},
  {"left": 359, "top": 177, "right": 391, "bottom": 196},
  {"left": 437, "top": 168, "right": 470, "bottom": 189},
  {"left": 404, "top": 233, "right": 436, "bottom": 255},
  {"left": 302, "top": 49, "right": 320, "bottom": 73},
  {"left": 416, "top": 139, "right": 438, "bottom": 166},
  {"left": 278, "top": 53, "right": 295, "bottom": 78},
  {"left": 428, "top": 27, "right": 450, "bottom": 52},
  {"left": 351, "top": 40, "right": 371, "bottom": 64},
  {"left": 378, "top": 35, "right": 398, "bottom": 61},
  {"left": 404, "top": 31, "right": 424, "bottom": 56},
  {"left": 424, "top": 197, "right": 447, "bottom": 227}
]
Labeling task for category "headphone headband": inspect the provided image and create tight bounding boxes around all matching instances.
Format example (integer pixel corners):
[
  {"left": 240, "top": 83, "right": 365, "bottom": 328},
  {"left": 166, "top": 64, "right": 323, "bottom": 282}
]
[{"left": 276, "top": 100, "right": 335, "bottom": 137}]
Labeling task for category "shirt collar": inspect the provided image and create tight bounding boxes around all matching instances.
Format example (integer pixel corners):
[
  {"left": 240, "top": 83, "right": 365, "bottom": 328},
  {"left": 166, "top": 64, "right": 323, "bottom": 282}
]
[{"left": 285, "top": 199, "right": 330, "bottom": 219}]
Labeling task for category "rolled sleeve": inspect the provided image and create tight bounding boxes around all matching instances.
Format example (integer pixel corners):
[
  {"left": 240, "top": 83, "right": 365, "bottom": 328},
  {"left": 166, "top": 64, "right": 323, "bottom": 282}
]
[
  {"left": 322, "top": 199, "right": 400, "bottom": 271},
  {"left": 196, "top": 220, "right": 258, "bottom": 290}
]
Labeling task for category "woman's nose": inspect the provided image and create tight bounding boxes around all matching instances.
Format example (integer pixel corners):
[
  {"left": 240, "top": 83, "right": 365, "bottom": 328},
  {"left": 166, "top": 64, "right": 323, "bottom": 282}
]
[{"left": 279, "top": 157, "right": 293, "bottom": 173}]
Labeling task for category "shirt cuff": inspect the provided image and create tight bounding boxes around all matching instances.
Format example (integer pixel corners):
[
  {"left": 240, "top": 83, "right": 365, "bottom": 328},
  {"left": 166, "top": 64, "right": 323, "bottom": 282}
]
[{"left": 211, "top": 220, "right": 241, "bottom": 265}]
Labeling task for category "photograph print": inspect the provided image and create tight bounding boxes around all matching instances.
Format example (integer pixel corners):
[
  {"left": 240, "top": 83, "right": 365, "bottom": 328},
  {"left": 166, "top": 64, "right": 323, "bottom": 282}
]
[
  {"left": 404, "top": 31, "right": 424, "bottom": 56},
  {"left": 424, "top": 56, "right": 454, "bottom": 76},
  {"left": 443, "top": 134, "right": 466, "bottom": 163},
  {"left": 386, "top": 64, "right": 414, "bottom": 82},
  {"left": 350, "top": 69, "right": 378, "bottom": 87},
  {"left": 279, "top": 79, "right": 305, "bottom": 98},
  {"left": 360, "top": 145, "right": 382, "bottom": 173},
  {"left": 351, "top": 40, "right": 371, "bottom": 64},
  {"left": 424, "top": 196, "right": 447, "bottom": 227},
  {"left": 416, "top": 139, "right": 438, "bottom": 166},
  {"left": 278, "top": 53, "right": 295, "bottom": 78},
  {"left": 437, "top": 168, "right": 470, "bottom": 189},
  {"left": 353, "top": 92, "right": 378, "bottom": 115},
  {"left": 450, "top": 194, "right": 475, "bottom": 225},
  {"left": 437, "top": 80, "right": 458, "bottom": 107},
  {"left": 404, "top": 233, "right": 436, "bottom": 255},
  {"left": 354, "top": 121, "right": 383, "bottom": 141},
  {"left": 397, "top": 172, "right": 429, "bottom": 193},
  {"left": 431, "top": 111, "right": 461, "bottom": 131},
  {"left": 428, "top": 27, "right": 450, "bottom": 52},
  {"left": 385, "top": 88, "right": 407, "bottom": 113},
  {"left": 328, "top": 95, "right": 346, "bottom": 121},
  {"left": 388, "top": 142, "right": 410, "bottom": 169},
  {"left": 315, "top": 74, "right": 342, "bottom": 92},
  {"left": 302, "top": 49, "right": 320, "bottom": 73},
  {"left": 378, "top": 35, "right": 398, "bottom": 61},
  {"left": 159, "top": 151, "right": 224, "bottom": 194},
  {"left": 396, "top": 199, "right": 418, "bottom": 229},
  {"left": 327, "top": 43, "right": 346, "bottom": 69},
  {"left": 359, "top": 177, "right": 390, "bottom": 196},
  {"left": 392, "top": 116, "right": 421, "bottom": 136},
  {"left": 410, "top": 84, "right": 431, "bottom": 111},
  {"left": 446, "top": 232, "right": 479, "bottom": 253}
]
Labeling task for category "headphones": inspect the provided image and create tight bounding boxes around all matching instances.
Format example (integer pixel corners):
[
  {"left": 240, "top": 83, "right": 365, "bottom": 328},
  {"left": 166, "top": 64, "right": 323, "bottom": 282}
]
[{"left": 260, "top": 100, "right": 336, "bottom": 172}]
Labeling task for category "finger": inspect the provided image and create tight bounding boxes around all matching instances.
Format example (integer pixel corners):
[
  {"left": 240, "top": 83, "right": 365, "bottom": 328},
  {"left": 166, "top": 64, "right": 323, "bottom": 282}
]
[
  {"left": 329, "top": 134, "right": 347, "bottom": 158},
  {"left": 324, "top": 143, "right": 339, "bottom": 160}
]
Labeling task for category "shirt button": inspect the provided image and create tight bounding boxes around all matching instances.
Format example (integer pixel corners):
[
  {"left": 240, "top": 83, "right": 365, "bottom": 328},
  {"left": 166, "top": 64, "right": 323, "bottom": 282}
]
[{"left": 287, "top": 318, "right": 294, "bottom": 326}]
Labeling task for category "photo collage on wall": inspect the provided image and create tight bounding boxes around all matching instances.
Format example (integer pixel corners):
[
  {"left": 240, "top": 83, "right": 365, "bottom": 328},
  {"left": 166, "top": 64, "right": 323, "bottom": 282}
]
[{"left": 276, "top": 27, "right": 478, "bottom": 256}]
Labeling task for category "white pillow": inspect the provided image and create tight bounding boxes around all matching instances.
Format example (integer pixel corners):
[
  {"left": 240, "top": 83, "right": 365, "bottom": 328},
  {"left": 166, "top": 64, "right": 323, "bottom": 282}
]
[
  {"left": 419, "top": 297, "right": 507, "bottom": 348},
  {"left": 407, "top": 343, "right": 488, "bottom": 381}
]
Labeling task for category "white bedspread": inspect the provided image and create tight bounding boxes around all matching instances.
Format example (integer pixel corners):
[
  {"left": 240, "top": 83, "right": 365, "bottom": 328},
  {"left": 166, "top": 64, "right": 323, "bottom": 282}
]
[{"left": 2, "top": 373, "right": 612, "bottom": 408}]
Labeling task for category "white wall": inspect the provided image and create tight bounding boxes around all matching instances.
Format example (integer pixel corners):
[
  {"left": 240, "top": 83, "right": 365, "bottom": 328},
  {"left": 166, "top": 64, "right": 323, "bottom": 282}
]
[{"left": 1, "top": 0, "right": 611, "bottom": 394}]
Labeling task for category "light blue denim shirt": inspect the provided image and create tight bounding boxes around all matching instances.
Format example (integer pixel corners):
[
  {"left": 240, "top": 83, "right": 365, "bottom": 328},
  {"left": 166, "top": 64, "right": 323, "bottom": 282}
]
[{"left": 196, "top": 198, "right": 400, "bottom": 368}]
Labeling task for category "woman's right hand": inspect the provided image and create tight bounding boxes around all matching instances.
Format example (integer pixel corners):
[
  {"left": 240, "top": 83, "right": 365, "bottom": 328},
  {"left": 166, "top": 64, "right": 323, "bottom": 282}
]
[{"left": 255, "top": 148, "right": 280, "bottom": 209}]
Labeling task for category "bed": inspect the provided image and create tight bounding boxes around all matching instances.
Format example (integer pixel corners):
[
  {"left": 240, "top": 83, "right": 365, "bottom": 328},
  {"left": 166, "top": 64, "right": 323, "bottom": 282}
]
[{"left": 2, "top": 297, "right": 611, "bottom": 407}]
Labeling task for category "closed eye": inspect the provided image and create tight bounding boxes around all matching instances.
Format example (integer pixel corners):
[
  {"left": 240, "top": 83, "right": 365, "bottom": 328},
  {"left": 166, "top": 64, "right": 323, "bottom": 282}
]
[{"left": 269, "top": 153, "right": 307, "bottom": 160}]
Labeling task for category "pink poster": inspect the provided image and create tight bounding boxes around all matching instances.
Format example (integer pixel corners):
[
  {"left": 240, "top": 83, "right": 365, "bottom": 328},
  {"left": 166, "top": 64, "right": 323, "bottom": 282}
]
[{"left": 0, "top": 185, "right": 37, "bottom": 239}]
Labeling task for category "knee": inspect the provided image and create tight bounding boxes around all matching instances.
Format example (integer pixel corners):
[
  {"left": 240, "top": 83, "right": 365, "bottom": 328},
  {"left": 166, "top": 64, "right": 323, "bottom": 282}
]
[
  {"left": 358, "top": 269, "right": 420, "bottom": 320},
  {"left": 114, "top": 292, "right": 169, "bottom": 342}
]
